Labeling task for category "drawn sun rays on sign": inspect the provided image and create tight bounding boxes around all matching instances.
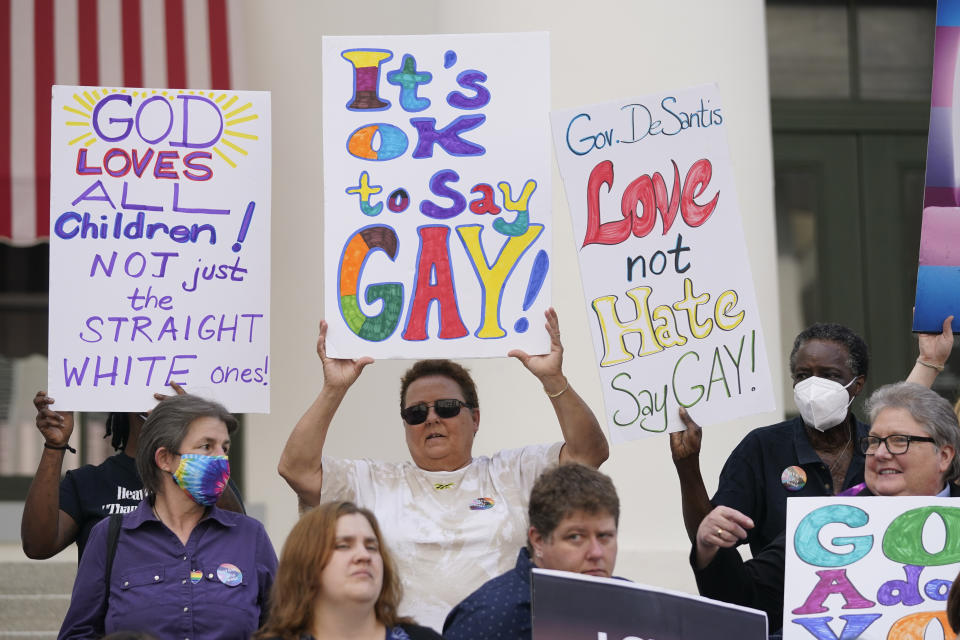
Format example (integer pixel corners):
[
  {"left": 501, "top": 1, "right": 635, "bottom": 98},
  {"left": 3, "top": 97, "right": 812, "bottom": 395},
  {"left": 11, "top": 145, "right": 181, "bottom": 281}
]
[
  {"left": 213, "top": 92, "right": 260, "bottom": 168},
  {"left": 61, "top": 88, "right": 260, "bottom": 169},
  {"left": 62, "top": 88, "right": 106, "bottom": 147}
]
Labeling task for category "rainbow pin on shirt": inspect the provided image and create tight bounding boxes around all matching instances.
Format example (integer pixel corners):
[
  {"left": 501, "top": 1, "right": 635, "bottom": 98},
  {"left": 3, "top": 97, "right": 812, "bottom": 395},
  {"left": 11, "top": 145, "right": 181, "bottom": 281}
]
[
  {"left": 781, "top": 465, "right": 807, "bottom": 492},
  {"left": 469, "top": 497, "right": 494, "bottom": 511}
]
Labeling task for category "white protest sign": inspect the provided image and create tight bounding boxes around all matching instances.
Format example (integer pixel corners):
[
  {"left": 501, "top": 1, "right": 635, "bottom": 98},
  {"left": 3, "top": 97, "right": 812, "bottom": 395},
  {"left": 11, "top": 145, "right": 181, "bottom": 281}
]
[
  {"left": 322, "top": 33, "right": 551, "bottom": 359},
  {"left": 550, "top": 85, "right": 774, "bottom": 442},
  {"left": 48, "top": 86, "right": 271, "bottom": 412},
  {"left": 785, "top": 496, "right": 960, "bottom": 639}
]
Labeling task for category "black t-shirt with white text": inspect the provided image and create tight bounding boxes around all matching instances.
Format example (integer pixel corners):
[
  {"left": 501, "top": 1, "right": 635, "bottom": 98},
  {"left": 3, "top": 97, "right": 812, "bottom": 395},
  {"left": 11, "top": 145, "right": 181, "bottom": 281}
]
[{"left": 59, "top": 453, "right": 144, "bottom": 559}]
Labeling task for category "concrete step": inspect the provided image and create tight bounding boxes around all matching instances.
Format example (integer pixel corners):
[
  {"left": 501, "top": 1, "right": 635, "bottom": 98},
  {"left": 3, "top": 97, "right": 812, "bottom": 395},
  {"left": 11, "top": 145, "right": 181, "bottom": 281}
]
[
  {"left": 0, "top": 562, "right": 75, "bottom": 595},
  {"left": 0, "top": 562, "right": 75, "bottom": 639}
]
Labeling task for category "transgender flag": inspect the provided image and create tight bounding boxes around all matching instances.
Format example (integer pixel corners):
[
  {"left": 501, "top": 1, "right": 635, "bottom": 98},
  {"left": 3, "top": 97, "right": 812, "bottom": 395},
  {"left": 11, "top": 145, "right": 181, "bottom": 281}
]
[
  {"left": 916, "top": 0, "right": 960, "bottom": 331},
  {"left": 0, "top": 0, "right": 246, "bottom": 247}
]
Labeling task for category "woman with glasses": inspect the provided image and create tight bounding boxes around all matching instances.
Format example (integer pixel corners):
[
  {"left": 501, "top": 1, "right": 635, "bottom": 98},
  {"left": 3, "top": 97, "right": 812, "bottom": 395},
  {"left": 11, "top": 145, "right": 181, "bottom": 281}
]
[
  {"left": 856, "top": 382, "right": 959, "bottom": 497},
  {"left": 279, "top": 308, "right": 608, "bottom": 630},
  {"left": 689, "top": 381, "right": 960, "bottom": 634}
]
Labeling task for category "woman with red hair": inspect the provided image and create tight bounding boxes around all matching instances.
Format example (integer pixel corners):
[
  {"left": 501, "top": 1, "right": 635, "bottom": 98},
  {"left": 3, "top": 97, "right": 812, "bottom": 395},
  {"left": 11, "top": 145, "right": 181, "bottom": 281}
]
[{"left": 257, "top": 501, "right": 441, "bottom": 640}]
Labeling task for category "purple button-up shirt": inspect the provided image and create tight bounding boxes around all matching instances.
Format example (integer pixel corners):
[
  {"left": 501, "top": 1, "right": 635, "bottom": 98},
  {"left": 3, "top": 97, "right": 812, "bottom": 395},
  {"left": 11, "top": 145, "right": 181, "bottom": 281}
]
[{"left": 58, "top": 499, "right": 277, "bottom": 640}]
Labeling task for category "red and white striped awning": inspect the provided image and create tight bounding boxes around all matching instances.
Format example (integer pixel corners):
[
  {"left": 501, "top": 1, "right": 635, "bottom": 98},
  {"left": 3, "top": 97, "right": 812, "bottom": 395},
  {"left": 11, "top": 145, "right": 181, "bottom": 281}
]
[{"left": 1, "top": 0, "right": 245, "bottom": 246}]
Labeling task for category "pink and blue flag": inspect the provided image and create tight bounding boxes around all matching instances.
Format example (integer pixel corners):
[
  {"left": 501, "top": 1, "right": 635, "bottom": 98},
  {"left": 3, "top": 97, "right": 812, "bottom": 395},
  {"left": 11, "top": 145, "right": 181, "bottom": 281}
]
[{"left": 916, "top": 1, "right": 960, "bottom": 331}]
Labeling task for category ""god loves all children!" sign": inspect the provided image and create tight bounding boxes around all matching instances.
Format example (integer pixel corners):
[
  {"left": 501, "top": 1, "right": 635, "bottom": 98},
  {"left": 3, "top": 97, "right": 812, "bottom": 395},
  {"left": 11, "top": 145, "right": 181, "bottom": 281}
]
[
  {"left": 785, "top": 496, "right": 960, "bottom": 639},
  {"left": 322, "top": 33, "right": 551, "bottom": 358},
  {"left": 48, "top": 86, "right": 271, "bottom": 412},
  {"left": 550, "top": 85, "right": 774, "bottom": 442}
]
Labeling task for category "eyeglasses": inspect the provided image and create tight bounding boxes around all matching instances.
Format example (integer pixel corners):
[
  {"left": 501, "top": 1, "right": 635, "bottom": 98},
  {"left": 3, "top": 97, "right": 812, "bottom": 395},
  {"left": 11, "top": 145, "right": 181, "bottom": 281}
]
[
  {"left": 400, "top": 399, "right": 472, "bottom": 425},
  {"left": 860, "top": 435, "right": 937, "bottom": 455}
]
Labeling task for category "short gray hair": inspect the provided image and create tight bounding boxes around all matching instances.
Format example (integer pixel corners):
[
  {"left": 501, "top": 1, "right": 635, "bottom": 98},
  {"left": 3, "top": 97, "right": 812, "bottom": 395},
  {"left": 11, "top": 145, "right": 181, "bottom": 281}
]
[
  {"left": 136, "top": 394, "right": 238, "bottom": 496},
  {"left": 866, "top": 382, "right": 960, "bottom": 484}
]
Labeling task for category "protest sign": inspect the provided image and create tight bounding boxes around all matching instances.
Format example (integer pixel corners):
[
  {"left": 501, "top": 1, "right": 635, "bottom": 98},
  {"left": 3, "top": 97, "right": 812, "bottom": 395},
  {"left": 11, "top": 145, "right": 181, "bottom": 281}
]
[
  {"left": 531, "top": 569, "right": 767, "bottom": 639},
  {"left": 784, "top": 496, "right": 960, "bottom": 639},
  {"left": 322, "top": 33, "right": 551, "bottom": 359},
  {"left": 915, "top": 2, "right": 960, "bottom": 333},
  {"left": 550, "top": 85, "right": 774, "bottom": 442},
  {"left": 48, "top": 86, "right": 271, "bottom": 412}
]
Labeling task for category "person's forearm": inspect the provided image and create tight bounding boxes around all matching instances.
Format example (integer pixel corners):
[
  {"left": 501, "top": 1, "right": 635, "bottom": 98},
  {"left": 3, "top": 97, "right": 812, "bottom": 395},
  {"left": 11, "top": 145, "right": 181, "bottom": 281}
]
[
  {"left": 278, "top": 384, "right": 349, "bottom": 504},
  {"left": 548, "top": 376, "right": 609, "bottom": 468},
  {"left": 21, "top": 448, "right": 68, "bottom": 558},
  {"left": 675, "top": 459, "right": 713, "bottom": 544},
  {"left": 906, "top": 359, "right": 942, "bottom": 388}
]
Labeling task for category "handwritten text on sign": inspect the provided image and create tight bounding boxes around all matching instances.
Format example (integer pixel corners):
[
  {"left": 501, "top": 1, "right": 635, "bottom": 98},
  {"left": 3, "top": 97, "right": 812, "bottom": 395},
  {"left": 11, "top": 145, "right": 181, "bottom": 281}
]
[
  {"left": 322, "top": 33, "right": 551, "bottom": 359},
  {"left": 785, "top": 497, "right": 960, "bottom": 640},
  {"left": 48, "top": 86, "right": 271, "bottom": 412},
  {"left": 551, "top": 86, "right": 774, "bottom": 443}
]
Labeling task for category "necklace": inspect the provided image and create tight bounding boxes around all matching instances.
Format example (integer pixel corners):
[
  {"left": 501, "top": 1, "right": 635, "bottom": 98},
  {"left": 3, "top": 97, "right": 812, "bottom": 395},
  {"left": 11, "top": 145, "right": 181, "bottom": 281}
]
[{"left": 825, "top": 432, "right": 853, "bottom": 479}]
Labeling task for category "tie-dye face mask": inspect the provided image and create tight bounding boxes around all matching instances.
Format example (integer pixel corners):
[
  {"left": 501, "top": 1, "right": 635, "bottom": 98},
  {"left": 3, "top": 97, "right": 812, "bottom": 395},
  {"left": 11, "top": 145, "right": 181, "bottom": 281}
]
[{"left": 172, "top": 454, "right": 230, "bottom": 506}]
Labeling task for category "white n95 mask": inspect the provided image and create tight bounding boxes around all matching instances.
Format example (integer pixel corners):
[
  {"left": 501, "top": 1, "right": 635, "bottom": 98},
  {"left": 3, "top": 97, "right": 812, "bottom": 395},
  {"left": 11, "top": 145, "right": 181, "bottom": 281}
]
[{"left": 793, "top": 376, "right": 857, "bottom": 432}]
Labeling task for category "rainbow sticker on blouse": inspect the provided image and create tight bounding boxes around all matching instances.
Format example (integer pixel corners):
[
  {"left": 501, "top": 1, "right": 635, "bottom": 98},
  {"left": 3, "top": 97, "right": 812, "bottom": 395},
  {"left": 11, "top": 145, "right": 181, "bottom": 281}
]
[
  {"left": 781, "top": 465, "right": 807, "bottom": 492},
  {"left": 217, "top": 563, "right": 243, "bottom": 587},
  {"left": 190, "top": 570, "right": 203, "bottom": 584},
  {"left": 469, "top": 497, "right": 494, "bottom": 511}
]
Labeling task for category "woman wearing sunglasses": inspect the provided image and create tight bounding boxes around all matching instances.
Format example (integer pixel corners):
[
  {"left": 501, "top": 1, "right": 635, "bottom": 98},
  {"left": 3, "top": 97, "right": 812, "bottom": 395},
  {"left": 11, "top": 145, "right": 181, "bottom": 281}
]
[
  {"left": 690, "top": 381, "right": 960, "bottom": 634},
  {"left": 279, "top": 308, "right": 608, "bottom": 631}
]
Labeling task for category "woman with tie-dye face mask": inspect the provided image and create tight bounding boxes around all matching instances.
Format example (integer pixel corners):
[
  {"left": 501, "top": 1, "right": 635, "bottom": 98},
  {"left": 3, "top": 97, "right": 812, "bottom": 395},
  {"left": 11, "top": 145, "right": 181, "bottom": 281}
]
[
  {"left": 22, "top": 385, "right": 246, "bottom": 563},
  {"left": 58, "top": 395, "right": 277, "bottom": 640}
]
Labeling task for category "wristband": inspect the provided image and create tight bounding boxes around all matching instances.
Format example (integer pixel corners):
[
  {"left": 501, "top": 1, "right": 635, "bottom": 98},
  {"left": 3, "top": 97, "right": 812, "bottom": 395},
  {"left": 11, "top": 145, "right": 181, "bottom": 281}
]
[
  {"left": 545, "top": 378, "right": 569, "bottom": 399},
  {"left": 917, "top": 358, "right": 945, "bottom": 373},
  {"left": 44, "top": 442, "right": 77, "bottom": 454}
]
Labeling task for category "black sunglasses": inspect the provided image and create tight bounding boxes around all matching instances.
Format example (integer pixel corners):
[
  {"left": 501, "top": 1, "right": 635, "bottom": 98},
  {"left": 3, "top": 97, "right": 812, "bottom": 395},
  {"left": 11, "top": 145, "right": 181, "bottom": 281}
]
[{"left": 401, "top": 399, "right": 473, "bottom": 425}]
